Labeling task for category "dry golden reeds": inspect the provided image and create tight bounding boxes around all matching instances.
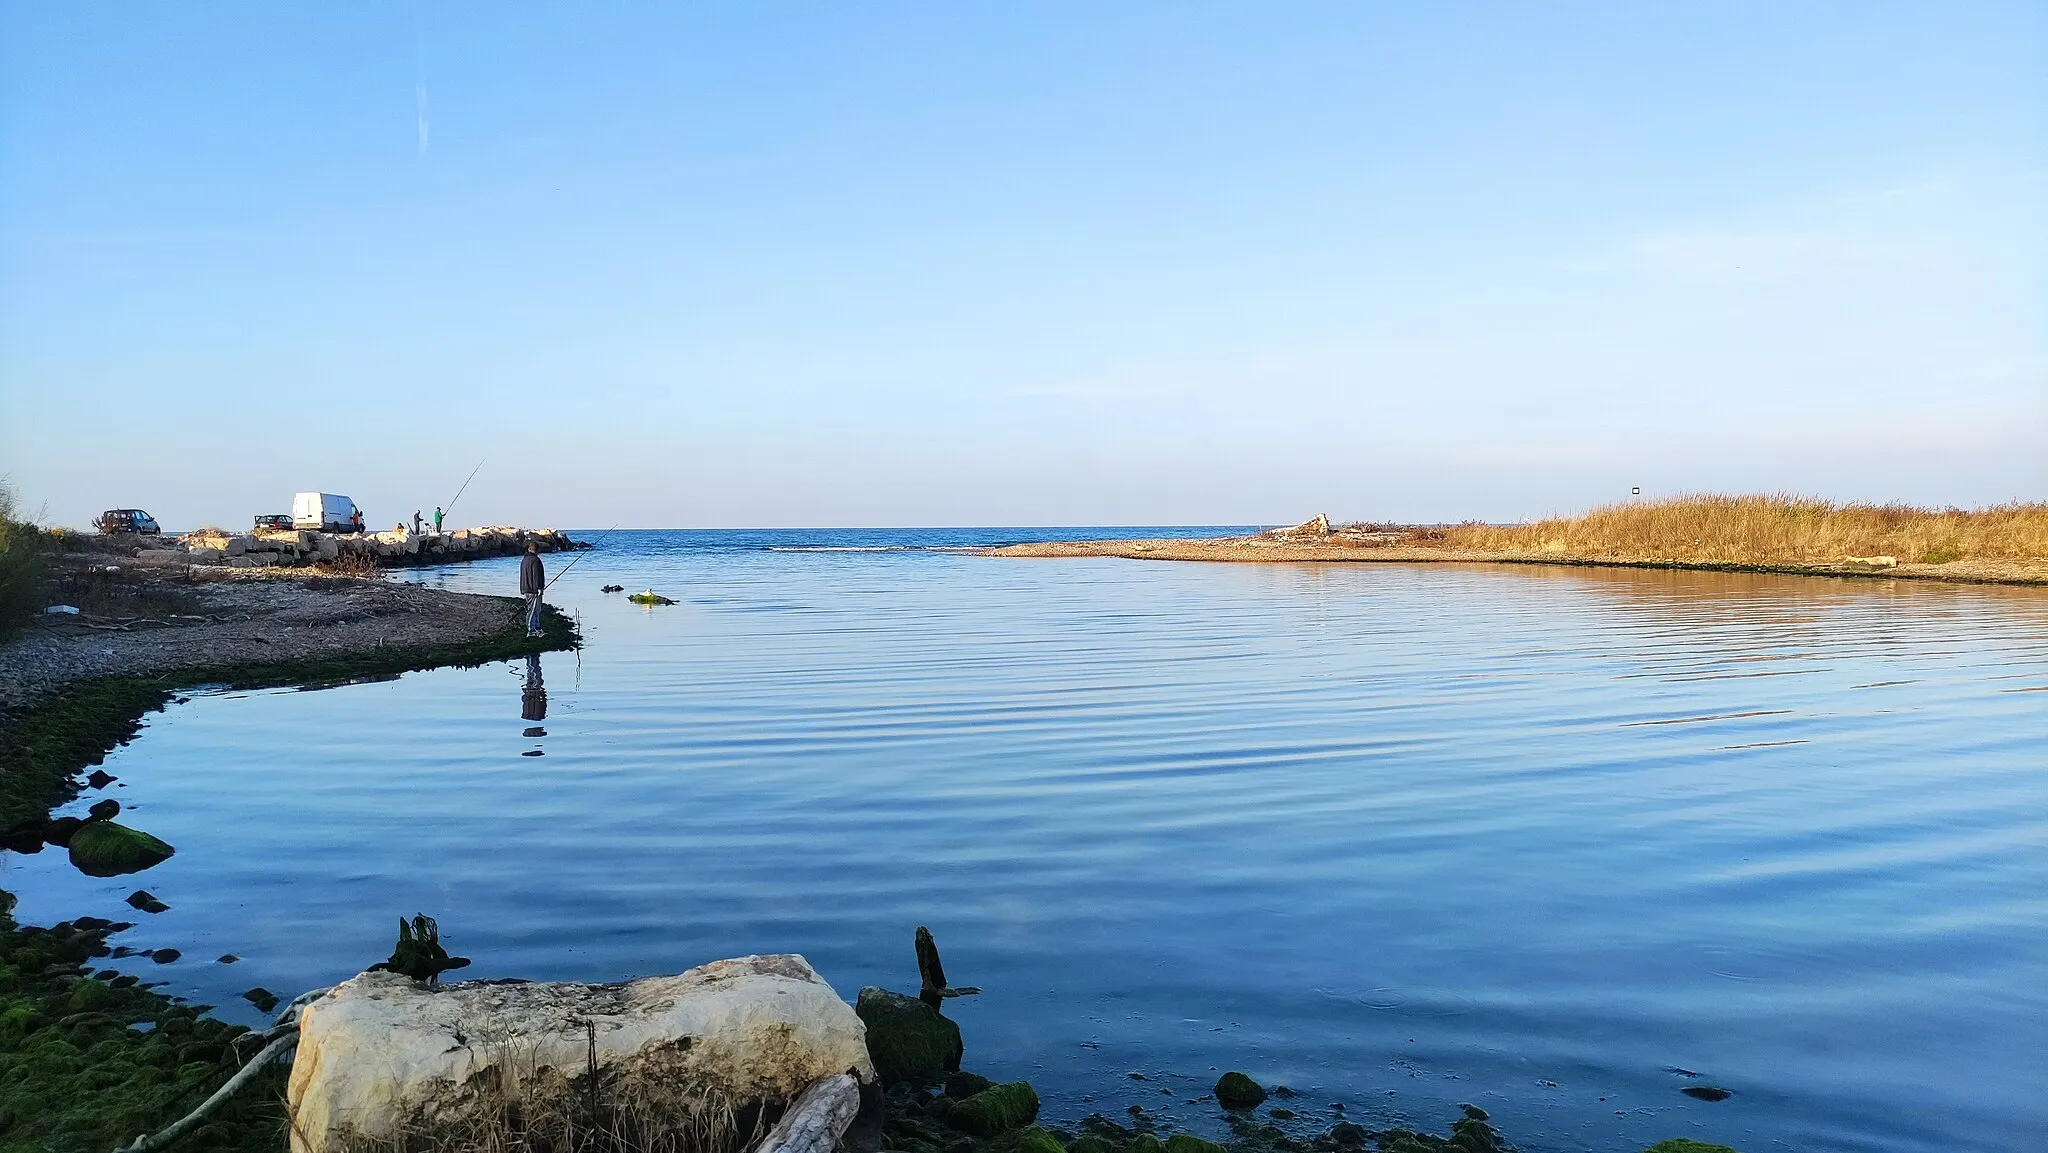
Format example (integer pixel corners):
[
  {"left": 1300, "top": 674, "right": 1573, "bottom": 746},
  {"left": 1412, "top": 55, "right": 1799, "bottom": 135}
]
[{"left": 1438, "top": 493, "right": 2048, "bottom": 566}]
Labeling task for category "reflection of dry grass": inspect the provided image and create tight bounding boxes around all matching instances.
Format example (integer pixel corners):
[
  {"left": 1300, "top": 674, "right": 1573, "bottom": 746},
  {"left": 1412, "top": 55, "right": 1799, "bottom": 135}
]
[
  {"left": 324, "top": 1029, "right": 759, "bottom": 1153},
  {"left": 1439, "top": 494, "right": 2048, "bottom": 566}
]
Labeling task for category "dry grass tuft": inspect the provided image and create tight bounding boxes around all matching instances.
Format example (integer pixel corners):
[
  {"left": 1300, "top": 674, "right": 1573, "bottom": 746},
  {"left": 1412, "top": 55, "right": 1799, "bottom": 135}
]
[
  {"left": 324, "top": 1030, "right": 764, "bottom": 1153},
  {"left": 1439, "top": 493, "right": 2048, "bottom": 566}
]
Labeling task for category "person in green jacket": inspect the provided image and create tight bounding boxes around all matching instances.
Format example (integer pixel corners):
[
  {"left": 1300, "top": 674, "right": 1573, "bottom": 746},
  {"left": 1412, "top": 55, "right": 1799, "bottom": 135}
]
[{"left": 433, "top": 506, "right": 444, "bottom": 534}]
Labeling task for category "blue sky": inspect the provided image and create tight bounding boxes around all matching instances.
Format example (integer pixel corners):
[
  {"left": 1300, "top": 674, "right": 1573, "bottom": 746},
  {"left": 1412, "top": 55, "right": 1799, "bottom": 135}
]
[{"left": 2, "top": 3, "right": 2042, "bottom": 529}]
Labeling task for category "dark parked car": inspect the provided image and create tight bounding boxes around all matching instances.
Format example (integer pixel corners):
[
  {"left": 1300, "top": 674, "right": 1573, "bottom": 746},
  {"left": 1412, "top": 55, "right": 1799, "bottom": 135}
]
[
  {"left": 94, "top": 509, "right": 161, "bottom": 535},
  {"left": 253, "top": 514, "right": 293, "bottom": 531}
]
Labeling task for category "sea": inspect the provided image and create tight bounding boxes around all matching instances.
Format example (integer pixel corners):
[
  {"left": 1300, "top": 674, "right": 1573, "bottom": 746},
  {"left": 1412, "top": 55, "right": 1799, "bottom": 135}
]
[{"left": 7, "top": 528, "right": 2046, "bottom": 1153}]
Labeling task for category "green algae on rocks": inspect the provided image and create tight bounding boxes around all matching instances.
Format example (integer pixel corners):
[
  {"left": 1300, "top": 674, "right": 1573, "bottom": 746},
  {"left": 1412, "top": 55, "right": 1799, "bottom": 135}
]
[
  {"left": 65, "top": 819, "right": 176, "bottom": 877},
  {"left": 947, "top": 1081, "right": 1042, "bottom": 1136},
  {"left": 0, "top": 893, "right": 287, "bottom": 1153}
]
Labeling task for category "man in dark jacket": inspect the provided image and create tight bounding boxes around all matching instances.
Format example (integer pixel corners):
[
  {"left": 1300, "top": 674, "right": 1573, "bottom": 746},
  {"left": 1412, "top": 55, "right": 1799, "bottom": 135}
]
[{"left": 520, "top": 543, "right": 545, "bottom": 637}]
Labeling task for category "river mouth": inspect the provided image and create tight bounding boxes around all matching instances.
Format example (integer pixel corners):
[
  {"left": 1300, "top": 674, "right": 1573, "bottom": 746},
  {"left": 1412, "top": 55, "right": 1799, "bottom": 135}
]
[{"left": 6, "top": 528, "right": 2045, "bottom": 1153}]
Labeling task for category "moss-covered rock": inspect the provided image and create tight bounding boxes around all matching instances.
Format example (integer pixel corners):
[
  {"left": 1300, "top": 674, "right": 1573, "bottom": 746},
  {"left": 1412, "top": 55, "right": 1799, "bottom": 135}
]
[
  {"left": 1644, "top": 1141, "right": 1742, "bottom": 1153},
  {"left": 1166, "top": 1135, "right": 1228, "bottom": 1153},
  {"left": 999, "top": 1125, "right": 1066, "bottom": 1153},
  {"left": 0, "top": 904, "right": 287, "bottom": 1151},
  {"left": 41, "top": 817, "right": 83, "bottom": 847},
  {"left": 1213, "top": 1071, "right": 1267, "bottom": 1110},
  {"left": 64, "top": 820, "right": 175, "bottom": 877},
  {"left": 946, "top": 1070, "right": 995, "bottom": 1099},
  {"left": 858, "top": 986, "right": 963, "bottom": 1085},
  {"left": 947, "top": 1081, "right": 1041, "bottom": 1136}
]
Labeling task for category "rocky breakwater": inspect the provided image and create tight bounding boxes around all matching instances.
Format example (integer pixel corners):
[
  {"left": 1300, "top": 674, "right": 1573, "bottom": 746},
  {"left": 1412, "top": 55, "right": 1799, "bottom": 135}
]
[
  {"left": 286, "top": 954, "right": 874, "bottom": 1153},
  {"left": 145, "top": 526, "right": 585, "bottom": 570}
]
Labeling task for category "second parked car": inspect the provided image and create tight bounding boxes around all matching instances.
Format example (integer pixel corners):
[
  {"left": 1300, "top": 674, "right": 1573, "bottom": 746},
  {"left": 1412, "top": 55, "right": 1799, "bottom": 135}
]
[{"left": 94, "top": 509, "right": 161, "bottom": 535}]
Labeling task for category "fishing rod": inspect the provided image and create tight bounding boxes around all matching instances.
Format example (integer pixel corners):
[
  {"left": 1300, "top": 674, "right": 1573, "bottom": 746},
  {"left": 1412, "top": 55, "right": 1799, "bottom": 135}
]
[
  {"left": 544, "top": 523, "right": 620, "bottom": 592},
  {"left": 440, "top": 459, "right": 485, "bottom": 524}
]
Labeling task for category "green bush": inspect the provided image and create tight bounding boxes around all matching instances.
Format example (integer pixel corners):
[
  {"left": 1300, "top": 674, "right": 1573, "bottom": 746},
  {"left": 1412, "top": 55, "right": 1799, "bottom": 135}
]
[{"left": 0, "top": 481, "right": 53, "bottom": 642}]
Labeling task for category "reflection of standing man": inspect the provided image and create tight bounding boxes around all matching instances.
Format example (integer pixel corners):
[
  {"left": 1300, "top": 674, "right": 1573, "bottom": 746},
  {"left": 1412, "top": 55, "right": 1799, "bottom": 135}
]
[
  {"left": 520, "top": 542, "right": 546, "bottom": 638},
  {"left": 521, "top": 653, "right": 547, "bottom": 721}
]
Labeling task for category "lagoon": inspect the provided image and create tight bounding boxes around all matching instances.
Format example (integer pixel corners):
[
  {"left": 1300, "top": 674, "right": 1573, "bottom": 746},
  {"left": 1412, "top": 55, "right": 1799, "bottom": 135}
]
[{"left": 8, "top": 529, "right": 2046, "bottom": 1153}]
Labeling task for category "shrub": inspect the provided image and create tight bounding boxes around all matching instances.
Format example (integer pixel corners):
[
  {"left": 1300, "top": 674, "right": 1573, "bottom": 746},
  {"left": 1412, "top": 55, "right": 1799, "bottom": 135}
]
[{"left": 0, "top": 481, "right": 52, "bottom": 642}]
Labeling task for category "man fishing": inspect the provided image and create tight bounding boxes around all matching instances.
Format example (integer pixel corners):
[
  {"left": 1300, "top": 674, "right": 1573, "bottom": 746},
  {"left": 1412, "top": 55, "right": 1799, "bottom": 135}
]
[
  {"left": 433, "top": 506, "right": 444, "bottom": 534},
  {"left": 520, "top": 542, "right": 546, "bottom": 638}
]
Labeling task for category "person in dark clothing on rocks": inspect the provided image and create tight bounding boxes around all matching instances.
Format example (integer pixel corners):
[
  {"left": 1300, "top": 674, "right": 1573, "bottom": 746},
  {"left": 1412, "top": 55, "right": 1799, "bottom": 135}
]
[{"left": 520, "top": 543, "right": 546, "bottom": 637}]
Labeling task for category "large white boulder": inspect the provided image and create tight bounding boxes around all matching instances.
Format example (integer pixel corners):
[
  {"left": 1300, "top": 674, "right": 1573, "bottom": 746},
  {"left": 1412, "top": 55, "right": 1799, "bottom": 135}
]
[{"left": 286, "top": 955, "right": 873, "bottom": 1153}]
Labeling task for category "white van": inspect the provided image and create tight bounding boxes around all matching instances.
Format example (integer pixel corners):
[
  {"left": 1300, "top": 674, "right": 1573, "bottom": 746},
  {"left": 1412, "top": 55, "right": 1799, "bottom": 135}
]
[{"left": 292, "top": 492, "right": 361, "bottom": 533}]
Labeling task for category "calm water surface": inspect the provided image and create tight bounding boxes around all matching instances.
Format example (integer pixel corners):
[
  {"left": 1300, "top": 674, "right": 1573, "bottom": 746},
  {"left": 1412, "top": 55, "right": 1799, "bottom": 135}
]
[{"left": 9, "top": 529, "right": 2047, "bottom": 1153}]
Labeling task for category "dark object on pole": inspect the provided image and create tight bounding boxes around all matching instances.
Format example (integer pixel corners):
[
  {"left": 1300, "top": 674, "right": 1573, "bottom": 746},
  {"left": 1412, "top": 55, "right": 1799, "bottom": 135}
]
[
  {"left": 916, "top": 926, "right": 947, "bottom": 1005},
  {"left": 368, "top": 914, "right": 471, "bottom": 985},
  {"left": 915, "top": 926, "right": 979, "bottom": 1007}
]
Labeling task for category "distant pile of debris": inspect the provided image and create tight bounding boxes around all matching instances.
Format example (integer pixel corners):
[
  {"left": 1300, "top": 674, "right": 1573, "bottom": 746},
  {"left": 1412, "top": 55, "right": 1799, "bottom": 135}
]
[{"left": 1240, "top": 515, "right": 1441, "bottom": 548}]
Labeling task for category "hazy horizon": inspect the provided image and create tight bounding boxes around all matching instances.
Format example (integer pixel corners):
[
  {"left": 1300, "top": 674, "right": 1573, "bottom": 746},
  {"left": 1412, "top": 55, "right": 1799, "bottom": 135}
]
[{"left": 4, "top": 4, "right": 2044, "bottom": 531}]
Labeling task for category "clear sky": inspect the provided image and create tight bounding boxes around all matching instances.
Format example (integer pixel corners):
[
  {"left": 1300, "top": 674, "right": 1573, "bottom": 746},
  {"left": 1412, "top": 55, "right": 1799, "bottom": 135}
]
[{"left": 2, "top": 3, "right": 2043, "bottom": 530}]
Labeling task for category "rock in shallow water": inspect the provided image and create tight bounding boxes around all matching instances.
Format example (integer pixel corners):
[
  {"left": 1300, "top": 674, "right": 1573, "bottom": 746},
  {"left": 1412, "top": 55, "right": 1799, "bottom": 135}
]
[
  {"left": 856, "top": 986, "right": 963, "bottom": 1085},
  {"left": 125, "top": 889, "right": 169, "bottom": 913},
  {"left": 946, "top": 1081, "right": 1040, "bottom": 1136},
  {"left": 41, "top": 816, "right": 83, "bottom": 847},
  {"left": 66, "top": 820, "right": 175, "bottom": 876},
  {"left": 1214, "top": 1071, "right": 1267, "bottom": 1110},
  {"left": 945, "top": 1071, "right": 994, "bottom": 1099}
]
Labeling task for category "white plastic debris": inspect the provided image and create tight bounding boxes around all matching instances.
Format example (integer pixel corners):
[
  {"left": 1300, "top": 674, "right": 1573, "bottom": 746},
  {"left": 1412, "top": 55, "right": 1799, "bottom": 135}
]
[{"left": 44, "top": 604, "right": 80, "bottom": 615}]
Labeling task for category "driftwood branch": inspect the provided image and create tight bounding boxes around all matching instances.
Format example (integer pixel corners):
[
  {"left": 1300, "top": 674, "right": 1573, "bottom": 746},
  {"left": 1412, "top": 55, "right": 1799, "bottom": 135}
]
[
  {"left": 111, "top": 987, "right": 330, "bottom": 1153},
  {"left": 113, "top": 1031, "right": 295, "bottom": 1153},
  {"left": 752, "top": 1073, "right": 861, "bottom": 1153}
]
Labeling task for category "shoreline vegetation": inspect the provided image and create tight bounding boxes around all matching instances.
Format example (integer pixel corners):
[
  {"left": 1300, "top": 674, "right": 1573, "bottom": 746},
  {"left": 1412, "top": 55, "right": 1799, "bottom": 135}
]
[{"left": 984, "top": 495, "right": 2048, "bottom": 586}]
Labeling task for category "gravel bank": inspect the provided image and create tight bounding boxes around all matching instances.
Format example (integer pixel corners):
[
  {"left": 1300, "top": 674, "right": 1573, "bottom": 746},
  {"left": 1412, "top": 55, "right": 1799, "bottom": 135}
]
[{"left": 0, "top": 566, "right": 536, "bottom": 711}]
